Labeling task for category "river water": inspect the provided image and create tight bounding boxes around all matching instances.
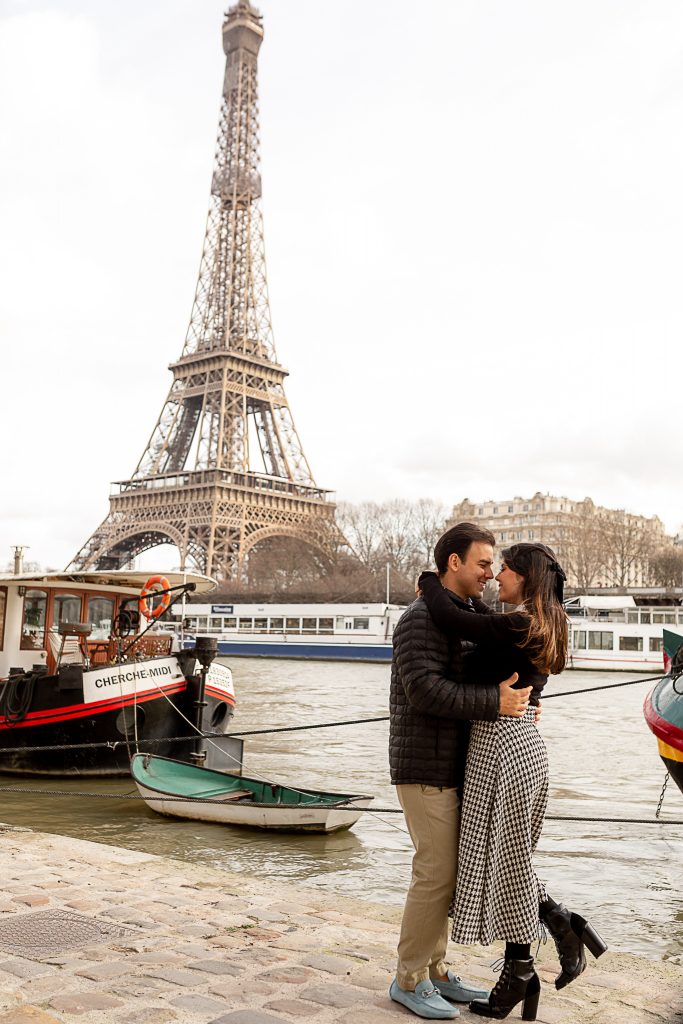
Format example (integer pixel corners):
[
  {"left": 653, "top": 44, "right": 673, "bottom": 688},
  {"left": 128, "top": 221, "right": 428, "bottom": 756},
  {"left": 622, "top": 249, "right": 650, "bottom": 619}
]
[{"left": 0, "top": 659, "right": 681, "bottom": 963}]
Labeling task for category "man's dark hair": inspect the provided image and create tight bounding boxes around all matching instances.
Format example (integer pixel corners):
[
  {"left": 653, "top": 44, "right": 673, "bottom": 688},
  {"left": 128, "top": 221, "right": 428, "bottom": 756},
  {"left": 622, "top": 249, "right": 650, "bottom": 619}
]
[{"left": 433, "top": 522, "right": 496, "bottom": 574}]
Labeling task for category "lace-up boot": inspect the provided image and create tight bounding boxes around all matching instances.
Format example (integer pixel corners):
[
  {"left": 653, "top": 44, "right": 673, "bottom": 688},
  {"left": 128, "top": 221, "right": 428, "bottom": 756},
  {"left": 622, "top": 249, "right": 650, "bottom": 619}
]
[{"left": 469, "top": 957, "right": 540, "bottom": 1021}]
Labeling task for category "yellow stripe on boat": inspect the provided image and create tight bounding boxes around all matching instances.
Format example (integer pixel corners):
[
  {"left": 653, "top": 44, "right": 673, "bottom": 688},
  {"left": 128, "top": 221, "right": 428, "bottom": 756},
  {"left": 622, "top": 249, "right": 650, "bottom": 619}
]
[{"left": 657, "top": 739, "right": 683, "bottom": 762}]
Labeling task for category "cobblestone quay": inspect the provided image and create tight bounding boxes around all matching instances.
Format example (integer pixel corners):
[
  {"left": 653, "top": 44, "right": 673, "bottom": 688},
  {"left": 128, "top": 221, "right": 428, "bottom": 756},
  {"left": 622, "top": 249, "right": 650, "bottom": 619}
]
[{"left": 0, "top": 825, "right": 680, "bottom": 1024}]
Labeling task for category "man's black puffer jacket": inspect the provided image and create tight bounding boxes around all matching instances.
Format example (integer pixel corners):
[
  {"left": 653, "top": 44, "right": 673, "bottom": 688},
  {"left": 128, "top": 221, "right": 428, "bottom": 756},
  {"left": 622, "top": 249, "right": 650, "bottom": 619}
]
[{"left": 389, "top": 596, "right": 500, "bottom": 788}]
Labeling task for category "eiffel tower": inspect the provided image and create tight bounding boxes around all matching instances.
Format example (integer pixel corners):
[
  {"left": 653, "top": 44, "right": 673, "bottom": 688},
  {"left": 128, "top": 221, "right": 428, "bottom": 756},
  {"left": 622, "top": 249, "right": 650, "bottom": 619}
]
[{"left": 70, "top": 1, "right": 343, "bottom": 581}]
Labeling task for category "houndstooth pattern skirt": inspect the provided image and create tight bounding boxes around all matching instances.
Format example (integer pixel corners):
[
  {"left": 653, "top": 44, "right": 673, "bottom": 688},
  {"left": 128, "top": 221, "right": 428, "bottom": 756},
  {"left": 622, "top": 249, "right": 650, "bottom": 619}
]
[{"left": 450, "top": 707, "right": 548, "bottom": 945}]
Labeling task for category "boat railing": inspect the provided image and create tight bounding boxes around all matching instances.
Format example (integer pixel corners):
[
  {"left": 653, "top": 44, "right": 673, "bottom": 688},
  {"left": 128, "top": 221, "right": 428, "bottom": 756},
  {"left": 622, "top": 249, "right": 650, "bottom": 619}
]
[{"left": 87, "top": 635, "right": 174, "bottom": 664}]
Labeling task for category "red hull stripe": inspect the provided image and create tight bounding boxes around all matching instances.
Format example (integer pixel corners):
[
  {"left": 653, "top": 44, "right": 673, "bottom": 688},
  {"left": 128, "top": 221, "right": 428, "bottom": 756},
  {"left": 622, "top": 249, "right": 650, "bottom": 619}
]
[
  {"left": 0, "top": 685, "right": 186, "bottom": 731},
  {"left": 644, "top": 694, "right": 683, "bottom": 753},
  {"left": 205, "top": 686, "right": 235, "bottom": 705}
]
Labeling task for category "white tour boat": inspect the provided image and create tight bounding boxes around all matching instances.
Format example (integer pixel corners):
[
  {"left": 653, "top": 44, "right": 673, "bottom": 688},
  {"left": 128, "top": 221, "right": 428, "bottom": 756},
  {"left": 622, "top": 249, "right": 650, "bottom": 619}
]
[
  {"left": 566, "top": 596, "right": 677, "bottom": 671},
  {"left": 171, "top": 601, "right": 405, "bottom": 662}
]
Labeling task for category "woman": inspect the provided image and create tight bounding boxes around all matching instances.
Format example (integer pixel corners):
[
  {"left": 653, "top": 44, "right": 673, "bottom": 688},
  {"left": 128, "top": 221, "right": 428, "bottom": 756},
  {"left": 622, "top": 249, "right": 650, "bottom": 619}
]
[{"left": 418, "top": 542, "right": 606, "bottom": 1021}]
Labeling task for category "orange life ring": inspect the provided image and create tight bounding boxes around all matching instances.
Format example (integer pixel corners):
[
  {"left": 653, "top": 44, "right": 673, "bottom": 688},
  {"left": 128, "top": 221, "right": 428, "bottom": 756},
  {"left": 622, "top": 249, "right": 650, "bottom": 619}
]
[{"left": 139, "top": 575, "right": 172, "bottom": 620}]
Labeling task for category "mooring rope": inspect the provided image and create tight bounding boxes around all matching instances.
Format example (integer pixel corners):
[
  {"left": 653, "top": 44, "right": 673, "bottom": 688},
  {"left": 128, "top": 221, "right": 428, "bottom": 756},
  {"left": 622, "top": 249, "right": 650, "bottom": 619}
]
[{"left": 0, "top": 785, "right": 680, "bottom": 824}]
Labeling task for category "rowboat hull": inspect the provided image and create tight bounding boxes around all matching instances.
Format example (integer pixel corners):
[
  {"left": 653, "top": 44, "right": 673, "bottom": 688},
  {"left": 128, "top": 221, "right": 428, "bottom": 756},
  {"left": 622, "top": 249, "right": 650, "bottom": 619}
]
[{"left": 131, "top": 754, "right": 372, "bottom": 833}]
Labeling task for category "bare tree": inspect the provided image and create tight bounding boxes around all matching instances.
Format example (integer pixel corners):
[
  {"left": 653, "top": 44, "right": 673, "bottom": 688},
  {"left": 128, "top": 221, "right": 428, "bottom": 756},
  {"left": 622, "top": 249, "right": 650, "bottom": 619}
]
[
  {"left": 649, "top": 546, "right": 683, "bottom": 589},
  {"left": 598, "top": 511, "right": 657, "bottom": 587},
  {"left": 559, "top": 501, "right": 607, "bottom": 590},
  {"left": 411, "top": 498, "right": 450, "bottom": 571}
]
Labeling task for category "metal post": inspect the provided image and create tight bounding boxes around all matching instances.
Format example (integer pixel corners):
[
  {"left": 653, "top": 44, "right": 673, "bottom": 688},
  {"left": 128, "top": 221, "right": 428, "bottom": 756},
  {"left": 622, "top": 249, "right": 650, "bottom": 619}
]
[{"left": 190, "top": 636, "right": 217, "bottom": 766}]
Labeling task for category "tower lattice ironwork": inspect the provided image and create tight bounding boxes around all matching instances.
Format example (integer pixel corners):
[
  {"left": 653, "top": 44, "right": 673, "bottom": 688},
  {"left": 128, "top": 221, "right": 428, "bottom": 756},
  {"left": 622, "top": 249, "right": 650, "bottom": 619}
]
[{"left": 70, "top": 1, "right": 343, "bottom": 580}]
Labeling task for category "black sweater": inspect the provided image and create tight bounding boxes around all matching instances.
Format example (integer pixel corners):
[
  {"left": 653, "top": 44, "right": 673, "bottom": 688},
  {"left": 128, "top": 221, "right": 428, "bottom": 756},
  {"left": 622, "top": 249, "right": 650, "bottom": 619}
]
[{"left": 419, "top": 572, "right": 547, "bottom": 705}]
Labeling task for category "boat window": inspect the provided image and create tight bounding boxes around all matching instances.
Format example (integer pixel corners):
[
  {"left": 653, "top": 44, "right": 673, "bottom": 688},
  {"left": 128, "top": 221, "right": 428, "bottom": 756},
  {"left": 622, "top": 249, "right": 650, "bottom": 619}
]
[
  {"left": 302, "top": 617, "right": 316, "bottom": 632},
  {"left": 286, "top": 618, "right": 300, "bottom": 631},
  {"left": 0, "top": 587, "right": 6, "bottom": 651},
  {"left": 254, "top": 618, "right": 268, "bottom": 632},
  {"left": 572, "top": 630, "right": 586, "bottom": 650},
  {"left": 318, "top": 617, "right": 333, "bottom": 634},
  {"left": 21, "top": 589, "right": 48, "bottom": 650},
  {"left": 335, "top": 617, "right": 345, "bottom": 629},
  {"left": 269, "top": 618, "right": 283, "bottom": 631},
  {"left": 619, "top": 636, "right": 643, "bottom": 652},
  {"left": 653, "top": 613, "right": 664, "bottom": 623},
  {"left": 196, "top": 617, "right": 208, "bottom": 630},
  {"left": 353, "top": 618, "right": 370, "bottom": 630},
  {"left": 640, "top": 612, "right": 651, "bottom": 624},
  {"left": 238, "top": 618, "right": 253, "bottom": 630},
  {"left": 87, "top": 596, "right": 115, "bottom": 640},
  {"left": 54, "top": 594, "right": 82, "bottom": 626},
  {"left": 665, "top": 613, "right": 676, "bottom": 624},
  {"left": 649, "top": 637, "right": 663, "bottom": 652},
  {"left": 588, "top": 631, "right": 613, "bottom": 650},
  {"left": 223, "top": 617, "right": 236, "bottom": 629},
  {"left": 210, "top": 617, "right": 223, "bottom": 629},
  {"left": 626, "top": 611, "right": 639, "bottom": 624}
]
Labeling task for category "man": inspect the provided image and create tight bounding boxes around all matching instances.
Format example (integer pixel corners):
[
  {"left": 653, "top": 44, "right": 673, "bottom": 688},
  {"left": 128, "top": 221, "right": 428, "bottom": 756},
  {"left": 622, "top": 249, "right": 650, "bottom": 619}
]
[{"left": 389, "top": 522, "right": 532, "bottom": 1020}]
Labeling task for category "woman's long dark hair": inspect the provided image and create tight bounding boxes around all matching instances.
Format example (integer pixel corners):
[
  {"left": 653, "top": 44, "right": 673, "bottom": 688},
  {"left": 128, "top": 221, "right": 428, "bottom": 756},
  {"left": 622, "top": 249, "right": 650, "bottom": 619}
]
[{"left": 501, "top": 542, "right": 568, "bottom": 675}]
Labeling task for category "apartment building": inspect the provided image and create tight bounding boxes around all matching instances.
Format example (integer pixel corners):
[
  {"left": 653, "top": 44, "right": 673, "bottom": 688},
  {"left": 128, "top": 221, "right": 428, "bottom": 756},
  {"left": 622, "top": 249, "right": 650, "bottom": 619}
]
[{"left": 450, "top": 492, "right": 669, "bottom": 589}]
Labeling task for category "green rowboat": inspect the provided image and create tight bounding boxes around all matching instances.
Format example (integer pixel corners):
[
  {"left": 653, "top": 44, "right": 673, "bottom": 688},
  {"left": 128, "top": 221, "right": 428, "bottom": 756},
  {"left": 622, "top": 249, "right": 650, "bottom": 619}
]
[{"left": 131, "top": 753, "right": 373, "bottom": 833}]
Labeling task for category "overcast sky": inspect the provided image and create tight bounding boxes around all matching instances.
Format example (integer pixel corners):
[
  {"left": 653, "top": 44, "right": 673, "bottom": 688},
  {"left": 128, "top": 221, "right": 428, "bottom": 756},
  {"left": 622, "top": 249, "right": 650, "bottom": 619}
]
[{"left": 0, "top": 0, "right": 681, "bottom": 571}]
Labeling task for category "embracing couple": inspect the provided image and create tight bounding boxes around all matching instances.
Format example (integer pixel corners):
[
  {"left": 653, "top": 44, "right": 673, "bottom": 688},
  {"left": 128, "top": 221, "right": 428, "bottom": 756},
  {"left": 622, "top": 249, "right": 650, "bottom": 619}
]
[{"left": 388, "top": 522, "right": 607, "bottom": 1020}]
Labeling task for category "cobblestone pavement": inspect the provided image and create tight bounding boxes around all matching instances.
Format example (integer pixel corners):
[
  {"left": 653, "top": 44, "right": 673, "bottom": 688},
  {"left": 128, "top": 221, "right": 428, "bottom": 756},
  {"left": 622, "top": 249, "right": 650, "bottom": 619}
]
[{"left": 0, "top": 825, "right": 681, "bottom": 1024}]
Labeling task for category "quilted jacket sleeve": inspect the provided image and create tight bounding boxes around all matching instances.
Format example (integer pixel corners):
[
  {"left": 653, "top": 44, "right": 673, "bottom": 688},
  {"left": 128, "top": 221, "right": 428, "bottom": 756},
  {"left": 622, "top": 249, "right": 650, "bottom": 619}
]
[{"left": 393, "top": 601, "right": 499, "bottom": 721}]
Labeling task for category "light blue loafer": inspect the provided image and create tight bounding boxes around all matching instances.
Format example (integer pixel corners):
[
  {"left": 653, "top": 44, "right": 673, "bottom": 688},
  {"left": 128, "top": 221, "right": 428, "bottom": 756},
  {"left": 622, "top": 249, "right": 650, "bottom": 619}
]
[
  {"left": 432, "top": 969, "right": 489, "bottom": 1003},
  {"left": 389, "top": 977, "right": 459, "bottom": 1019}
]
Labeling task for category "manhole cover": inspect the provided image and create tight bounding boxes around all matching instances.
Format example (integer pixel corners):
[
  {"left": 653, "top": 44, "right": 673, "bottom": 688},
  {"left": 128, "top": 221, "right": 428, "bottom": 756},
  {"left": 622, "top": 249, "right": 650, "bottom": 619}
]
[{"left": 0, "top": 910, "right": 139, "bottom": 959}]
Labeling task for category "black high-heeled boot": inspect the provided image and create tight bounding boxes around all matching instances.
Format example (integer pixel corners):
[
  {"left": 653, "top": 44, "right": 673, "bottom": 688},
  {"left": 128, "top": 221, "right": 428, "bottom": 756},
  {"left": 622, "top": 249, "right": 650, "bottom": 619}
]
[
  {"left": 469, "top": 957, "right": 540, "bottom": 1021},
  {"left": 540, "top": 903, "right": 608, "bottom": 990}
]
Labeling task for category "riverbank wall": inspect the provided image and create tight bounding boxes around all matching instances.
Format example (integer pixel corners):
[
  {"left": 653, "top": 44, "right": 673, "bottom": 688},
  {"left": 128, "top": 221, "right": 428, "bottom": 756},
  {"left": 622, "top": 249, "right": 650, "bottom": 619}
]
[{"left": 0, "top": 823, "right": 680, "bottom": 1024}]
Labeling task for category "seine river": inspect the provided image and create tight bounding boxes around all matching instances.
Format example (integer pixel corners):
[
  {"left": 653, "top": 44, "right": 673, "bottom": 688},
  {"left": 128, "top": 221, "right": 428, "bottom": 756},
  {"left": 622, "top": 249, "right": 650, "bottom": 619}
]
[{"left": 0, "top": 658, "right": 681, "bottom": 963}]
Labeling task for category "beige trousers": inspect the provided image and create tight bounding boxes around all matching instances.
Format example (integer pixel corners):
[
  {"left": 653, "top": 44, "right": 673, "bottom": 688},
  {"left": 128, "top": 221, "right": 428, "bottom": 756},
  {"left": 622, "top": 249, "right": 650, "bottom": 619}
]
[{"left": 396, "top": 784, "right": 461, "bottom": 991}]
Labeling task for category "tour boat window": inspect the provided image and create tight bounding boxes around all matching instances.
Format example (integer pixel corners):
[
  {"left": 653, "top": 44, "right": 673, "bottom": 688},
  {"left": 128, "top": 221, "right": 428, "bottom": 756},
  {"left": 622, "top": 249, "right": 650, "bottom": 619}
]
[
  {"left": 665, "top": 613, "right": 676, "bottom": 624},
  {"left": 87, "top": 596, "right": 115, "bottom": 640},
  {"left": 626, "top": 611, "right": 639, "bottom": 624},
  {"left": 619, "top": 636, "right": 643, "bottom": 652},
  {"left": 286, "top": 618, "right": 300, "bottom": 631},
  {"left": 196, "top": 617, "right": 208, "bottom": 630},
  {"left": 53, "top": 594, "right": 83, "bottom": 630},
  {"left": 318, "top": 617, "right": 334, "bottom": 634},
  {"left": 21, "top": 589, "right": 48, "bottom": 650},
  {"left": 223, "top": 617, "right": 236, "bottom": 629},
  {"left": 335, "top": 617, "right": 345, "bottom": 630},
  {"left": 640, "top": 612, "right": 651, "bottom": 624},
  {"left": 573, "top": 630, "right": 586, "bottom": 650},
  {"left": 239, "top": 618, "right": 253, "bottom": 630},
  {"left": 0, "top": 588, "right": 6, "bottom": 651},
  {"left": 210, "top": 617, "right": 222, "bottom": 629},
  {"left": 254, "top": 618, "right": 268, "bottom": 632},
  {"left": 268, "top": 618, "right": 283, "bottom": 631},
  {"left": 353, "top": 618, "right": 370, "bottom": 630},
  {"left": 653, "top": 613, "right": 664, "bottom": 623},
  {"left": 588, "top": 631, "right": 613, "bottom": 650},
  {"left": 649, "top": 637, "right": 663, "bottom": 652},
  {"left": 302, "top": 618, "right": 316, "bottom": 632}
]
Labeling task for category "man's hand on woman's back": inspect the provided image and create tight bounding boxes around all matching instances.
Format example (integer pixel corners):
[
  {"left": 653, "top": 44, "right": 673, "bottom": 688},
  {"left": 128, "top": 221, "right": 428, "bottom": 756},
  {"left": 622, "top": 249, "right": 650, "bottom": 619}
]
[{"left": 498, "top": 673, "right": 532, "bottom": 716}]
